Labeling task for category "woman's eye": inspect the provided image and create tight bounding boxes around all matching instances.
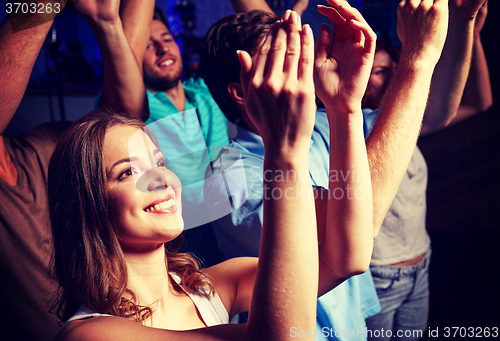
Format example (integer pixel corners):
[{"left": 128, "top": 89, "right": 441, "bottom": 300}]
[
  {"left": 156, "top": 158, "right": 167, "bottom": 168},
  {"left": 118, "top": 168, "right": 136, "bottom": 181}
]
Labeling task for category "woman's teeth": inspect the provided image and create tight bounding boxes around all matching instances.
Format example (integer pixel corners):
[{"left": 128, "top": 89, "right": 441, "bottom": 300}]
[{"left": 145, "top": 199, "right": 175, "bottom": 212}]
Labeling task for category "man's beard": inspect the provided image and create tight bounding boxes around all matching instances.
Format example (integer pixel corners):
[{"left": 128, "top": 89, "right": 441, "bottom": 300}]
[{"left": 144, "top": 70, "right": 182, "bottom": 92}]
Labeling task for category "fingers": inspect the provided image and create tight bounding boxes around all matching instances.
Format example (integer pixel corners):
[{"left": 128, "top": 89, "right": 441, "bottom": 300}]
[
  {"left": 317, "top": 5, "right": 346, "bottom": 41},
  {"left": 298, "top": 24, "right": 314, "bottom": 82},
  {"left": 266, "top": 19, "right": 289, "bottom": 81},
  {"left": 252, "top": 21, "right": 275, "bottom": 86},
  {"left": 284, "top": 11, "right": 303, "bottom": 79},
  {"left": 317, "top": 2, "right": 375, "bottom": 54},
  {"left": 349, "top": 19, "right": 376, "bottom": 54},
  {"left": 315, "top": 23, "right": 331, "bottom": 64},
  {"left": 346, "top": 19, "right": 363, "bottom": 45}
]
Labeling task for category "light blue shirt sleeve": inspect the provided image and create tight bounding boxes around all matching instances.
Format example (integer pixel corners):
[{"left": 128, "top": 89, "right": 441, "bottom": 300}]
[
  {"left": 205, "top": 113, "right": 381, "bottom": 340},
  {"left": 362, "top": 108, "right": 380, "bottom": 139}
]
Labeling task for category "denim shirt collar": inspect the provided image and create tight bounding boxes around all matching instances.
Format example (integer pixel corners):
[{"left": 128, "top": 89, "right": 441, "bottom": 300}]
[{"left": 233, "top": 123, "right": 265, "bottom": 158}]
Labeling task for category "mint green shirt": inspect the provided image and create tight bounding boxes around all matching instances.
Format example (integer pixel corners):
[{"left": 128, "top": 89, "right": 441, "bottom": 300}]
[
  {"left": 146, "top": 77, "right": 229, "bottom": 149},
  {"left": 145, "top": 78, "right": 229, "bottom": 230}
]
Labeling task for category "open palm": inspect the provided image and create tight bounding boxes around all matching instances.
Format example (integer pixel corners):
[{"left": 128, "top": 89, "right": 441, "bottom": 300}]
[{"left": 314, "top": 1, "right": 375, "bottom": 115}]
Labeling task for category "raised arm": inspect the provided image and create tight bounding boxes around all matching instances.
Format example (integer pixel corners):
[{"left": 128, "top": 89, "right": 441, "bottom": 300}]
[
  {"left": 449, "top": 0, "right": 492, "bottom": 125},
  {"left": 420, "top": 0, "right": 488, "bottom": 135},
  {"left": 119, "top": 0, "right": 154, "bottom": 70},
  {"left": 74, "top": 0, "right": 147, "bottom": 118},
  {"left": 59, "top": 11, "right": 320, "bottom": 341},
  {"left": 366, "top": 0, "right": 448, "bottom": 230},
  {"left": 237, "top": 11, "right": 318, "bottom": 339},
  {"left": 0, "top": 1, "right": 64, "bottom": 135},
  {"left": 313, "top": 1, "right": 375, "bottom": 295}
]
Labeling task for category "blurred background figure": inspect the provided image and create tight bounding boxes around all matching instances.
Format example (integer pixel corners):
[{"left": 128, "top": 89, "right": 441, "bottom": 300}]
[
  {"left": 362, "top": 1, "right": 492, "bottom": 340},
  {"left": 61, "top": 40, "right": 98, "bottom": 88}
]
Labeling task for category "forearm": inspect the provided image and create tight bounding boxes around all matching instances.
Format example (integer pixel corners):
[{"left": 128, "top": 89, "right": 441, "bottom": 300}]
[
  {"left": 450, "top": 35, "right": 492, "bottom": 124},
  {"left": 90, "top": 18, "right": 147, "bottom": 118},
  {"left": 230, "top": 0, "right": 274, "bottom": 14},
  {"left": 246, "top": 153, "right": 317, "bottom": 340},
  {"left": 368, "top": 59, "right": 436, "bottom": 233},
  {"left": 119, "top": 0, "right": 155, "bottom": 69},
  {"left": 0, "top": 6, "right": 59, "bottom": 134},
  {"left": 318, "top": 111, "right": 373, "bottom": 296},
  {"left": 421, "top": 10, "right": 476, "bottom": 134}
]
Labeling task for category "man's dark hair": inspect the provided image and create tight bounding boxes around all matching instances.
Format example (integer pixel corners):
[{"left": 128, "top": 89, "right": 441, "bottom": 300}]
[
  {"left": 200, "top": 10, "right": 277, "bottom": 124},
  {"left": 153, "top": 7, "right": 170, "bottom": 31}
]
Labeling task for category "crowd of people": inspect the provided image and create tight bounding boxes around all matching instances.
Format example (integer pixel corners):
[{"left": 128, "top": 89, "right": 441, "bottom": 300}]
[{"left": 0, "top": 0, "right": 491, "bottom": 340}]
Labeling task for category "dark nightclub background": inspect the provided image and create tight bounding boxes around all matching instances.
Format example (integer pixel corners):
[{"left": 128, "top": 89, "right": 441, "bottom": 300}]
[{"left": 2, "top": 0, "right": 499, "bottom": 336}]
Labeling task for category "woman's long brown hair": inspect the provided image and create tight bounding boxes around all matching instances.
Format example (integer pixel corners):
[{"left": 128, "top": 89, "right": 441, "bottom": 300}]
[{"left": 49, "top": 111, "right": 213, "bottom": 324}]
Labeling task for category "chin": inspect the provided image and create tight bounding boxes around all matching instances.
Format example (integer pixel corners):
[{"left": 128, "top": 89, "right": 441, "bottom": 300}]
[{"left": 144, "top": 72, "right": 182, "bottom": 92}]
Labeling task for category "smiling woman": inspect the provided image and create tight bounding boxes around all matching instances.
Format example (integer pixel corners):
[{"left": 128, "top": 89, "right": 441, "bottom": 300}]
[
  {"left": 103, "top": 123, "right": 184, "bottom": 252},
  {"left": 46, "top": 5, "right": 374, "bottom": 340},
  {"left": 48, "top": 111, "right": 213, "bottom": 326}
]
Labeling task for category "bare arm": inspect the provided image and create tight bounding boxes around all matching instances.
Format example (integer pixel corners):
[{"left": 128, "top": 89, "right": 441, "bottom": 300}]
[
  {"left": 449, "top": 0, "right": 492, "bottom": 125},
  {"left": 292, "top": 0, "right": 310, "bottom": 17},
  {"left": 314, "top": 1, "right": 375, "bottom": 295},
  {"left": 421, "top": 0, "right": 488, "bottom": 135},
  {"left": 74, "top": 0, "right": 147, "bottom": 118},
  {"left": 119, "top": 0, "right": 154, "bottom": 70},
  {"left": 0, "top": 1, "right": 63, "bottom": 135},
  {"left": 366, "top": 0, "right": 449, "bottom": 231},
  {"left": 58, "top": 11, "right": 319, "bottom": 341},
  {"left": 237, "top": 11, "right": 318, "bottom": 339}
]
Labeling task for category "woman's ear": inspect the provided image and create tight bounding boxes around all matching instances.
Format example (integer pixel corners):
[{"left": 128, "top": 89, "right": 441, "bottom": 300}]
[{"left": 228, "top": 82, "right": 245, "bottom": 106}]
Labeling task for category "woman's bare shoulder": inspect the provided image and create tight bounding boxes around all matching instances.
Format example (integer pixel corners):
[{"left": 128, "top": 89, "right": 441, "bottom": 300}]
[
  {"left": 204, "top": 257, "right": 258, "bottom": 317},
  {"left": 55, "top": 316, "right": 149, "bottom": 341}
]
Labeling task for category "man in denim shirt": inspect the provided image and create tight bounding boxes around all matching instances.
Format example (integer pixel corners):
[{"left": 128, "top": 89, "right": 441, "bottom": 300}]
[{"left": 201, "top": 0, "right": 449, "bottom": 339}]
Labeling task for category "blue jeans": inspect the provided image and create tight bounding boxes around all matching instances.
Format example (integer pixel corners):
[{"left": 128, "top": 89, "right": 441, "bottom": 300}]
[{"left": 365, "top": 249, "right": 431, "bottom": 341}]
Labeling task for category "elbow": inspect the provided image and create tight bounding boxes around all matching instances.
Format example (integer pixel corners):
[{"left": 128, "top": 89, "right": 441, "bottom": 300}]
[
  {"left": 338, "top": 258, "right": 371, "bottom": 279},
  {"left": 432, "top": 119, "right": 453, "bottom": 131},
  {"left": 480, "top": 100, "right": 493, "bottom": 113},
  {"left": 348, "top": 265, "right": 370, "bottom": 278}
]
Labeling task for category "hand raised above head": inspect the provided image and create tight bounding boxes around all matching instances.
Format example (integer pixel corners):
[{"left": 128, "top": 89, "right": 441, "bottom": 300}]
[
  {"left": 314, "top": 0, "right": 376, "bottom": 117},
  {"left": 396, "top": 0, "right": 449, "bottom": 67},
  {"left": 451, "top": 0, "right": 487, "bottom": 19},
  {"left": 73, "top": 0, "right": 120, "bottom": 24},
  {"left": 473, "top": 0, "right": 488, "bottom": 37},
  {"left": 238, "top": 10, "right": 316, "bottom": 157}
]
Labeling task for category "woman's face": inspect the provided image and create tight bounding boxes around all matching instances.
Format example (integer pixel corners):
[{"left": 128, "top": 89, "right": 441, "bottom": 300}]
[
  {"left": 103, "top": 124, "right": 183, "bottom": 253},
  {"left": 363, "top": 49, "right": 397, "bottom": 110}
]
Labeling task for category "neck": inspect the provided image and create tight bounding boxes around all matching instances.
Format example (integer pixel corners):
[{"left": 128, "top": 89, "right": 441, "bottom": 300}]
[
  {"left": 164, "top": 80, "right": 186, "bottom": 113},
  {"left": 124, "top": 245, "right": 172, "bottom": 307},
  {"left": 0, "top": 137, "right": 17, "bottom": 186},
  {"left": 241, "top": 110, "right": 259, "bottom": 135}
]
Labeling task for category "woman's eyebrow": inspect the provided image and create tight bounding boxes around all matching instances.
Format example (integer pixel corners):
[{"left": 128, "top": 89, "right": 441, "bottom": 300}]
[{"left": 107, "top": 156, "right": 138, "bottom": 177}]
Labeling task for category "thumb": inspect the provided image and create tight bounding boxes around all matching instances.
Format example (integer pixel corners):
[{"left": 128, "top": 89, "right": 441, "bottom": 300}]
[{"left": 315, "top": 23, "right": 331, "bottom": 65}]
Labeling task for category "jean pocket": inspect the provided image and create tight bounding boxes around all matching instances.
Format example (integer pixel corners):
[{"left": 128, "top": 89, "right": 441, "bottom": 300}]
[{"left": 372, "top": 276, "right": 396, "bottom": 295}]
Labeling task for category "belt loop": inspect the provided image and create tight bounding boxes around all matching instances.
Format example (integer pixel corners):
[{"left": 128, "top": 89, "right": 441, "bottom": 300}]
[{"left": 421, "top": 250, "right": 429, "bottom": 269}]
